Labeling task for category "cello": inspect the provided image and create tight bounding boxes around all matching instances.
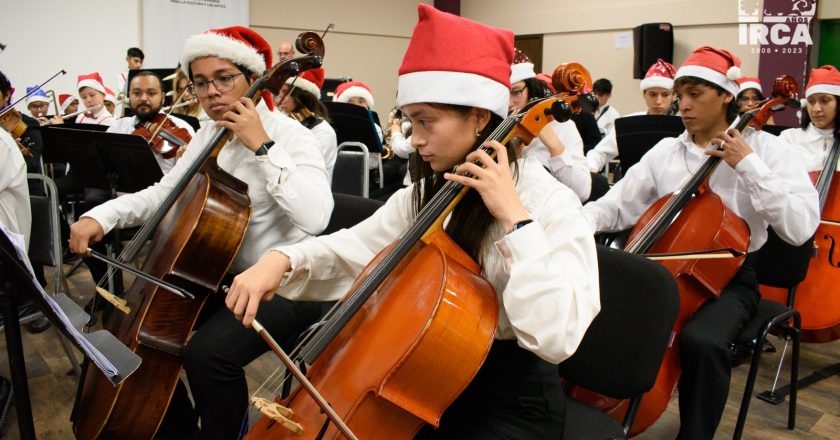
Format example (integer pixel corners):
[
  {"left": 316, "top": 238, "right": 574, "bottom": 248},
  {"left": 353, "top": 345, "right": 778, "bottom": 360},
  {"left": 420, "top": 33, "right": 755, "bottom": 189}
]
[
  {"left": 71, "top": 32, "right": 326, "bottom": 439},
  {"left": 242, "top": 90, "right": 583, "bottom": 439},
  {"left": 760, "top": 130, "right": 840, "bottom": 342},
  {"left": 567, "top": 75, "right": 801, "bottom": 436}
]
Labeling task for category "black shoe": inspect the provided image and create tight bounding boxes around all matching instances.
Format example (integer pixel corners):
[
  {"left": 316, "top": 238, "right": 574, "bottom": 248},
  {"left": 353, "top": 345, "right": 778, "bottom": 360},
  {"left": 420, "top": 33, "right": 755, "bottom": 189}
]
[
  {"left": 0, "top": 376, "right": 13, "bottom": 435},
  {"left": 17, "top": 302, "right": 52, "bottom": 334},
  {"left": 62, "top": 248, "right": 80, "bottom": 265}
]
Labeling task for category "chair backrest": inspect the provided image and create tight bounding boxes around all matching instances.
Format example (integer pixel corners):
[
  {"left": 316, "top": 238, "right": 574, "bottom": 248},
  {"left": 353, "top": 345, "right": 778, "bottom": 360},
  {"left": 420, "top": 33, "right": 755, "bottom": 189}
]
[
  {"left": 26, "top": 174, "right": 62, "bottom": 294},
  {"left": 323, "top": 193, "right": 384, "bottom": 235},
  {"left": 754, "top": 227, "right": 814, "bottom": 289},
  {"left": 332, "top": 142, "right": 370, "bottom": 197},
  {"left": 588, "top": 172, "right": 610, "bottom": 202},
  {"left": 558, "top": 245, "right": 679, "bottom": 398}
]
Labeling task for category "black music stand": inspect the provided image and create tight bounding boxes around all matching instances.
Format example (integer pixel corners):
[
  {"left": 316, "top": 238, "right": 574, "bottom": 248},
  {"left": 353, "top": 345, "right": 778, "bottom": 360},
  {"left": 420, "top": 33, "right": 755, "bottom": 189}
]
[
  {"left": 0, "top": 228, "right": 141, "bottom": 439},
  {"left": 41, "top": 127, "right": 163, "bottom": 295},
  {"left": 324, "top": 101, "right": 383, "bottom": 153},
  {"left": 616, "top": 115, "right": 684, "bottom": 174}
]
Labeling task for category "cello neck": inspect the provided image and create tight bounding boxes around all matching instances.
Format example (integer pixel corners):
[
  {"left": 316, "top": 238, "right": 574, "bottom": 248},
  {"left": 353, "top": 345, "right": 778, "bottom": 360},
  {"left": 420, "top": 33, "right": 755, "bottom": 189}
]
[
  {"left": 625, "top": 112, "right": 756, "bottom": 255},
  {"left": 815, "top": 135, "right": 840, "bottom": 212}
]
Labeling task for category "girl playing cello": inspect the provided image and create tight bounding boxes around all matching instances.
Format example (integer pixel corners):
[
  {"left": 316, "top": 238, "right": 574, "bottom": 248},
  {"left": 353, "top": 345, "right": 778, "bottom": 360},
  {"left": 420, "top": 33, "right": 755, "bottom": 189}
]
[{"left": 227, "top": 4, "right": 600, "bottom": 439}]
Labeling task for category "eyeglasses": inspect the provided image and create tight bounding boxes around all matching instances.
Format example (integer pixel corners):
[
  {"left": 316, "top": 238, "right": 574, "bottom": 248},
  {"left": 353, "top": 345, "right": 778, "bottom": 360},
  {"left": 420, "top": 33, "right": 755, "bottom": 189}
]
[
  {"left": 190, "top": 73, "right": 243, "bottom": 97},
  {"left": 511, "top": 87, "right": 526, "bottom": 98},
  {"left": 738, "top": 95, "right": 761, "bottom": 103}
]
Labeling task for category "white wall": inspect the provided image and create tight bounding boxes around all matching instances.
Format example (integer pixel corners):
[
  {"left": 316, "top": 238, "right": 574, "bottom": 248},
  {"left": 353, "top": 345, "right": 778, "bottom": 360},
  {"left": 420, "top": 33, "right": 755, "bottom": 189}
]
[
  {"left": 250, "top": 0, "right": 430, "bottom": 118},
  {"left": 461, "top": 0, "right": 831, "bottom": 115},
  {"left": 3, "top": 0, "right": 141, "bottom": 112}
]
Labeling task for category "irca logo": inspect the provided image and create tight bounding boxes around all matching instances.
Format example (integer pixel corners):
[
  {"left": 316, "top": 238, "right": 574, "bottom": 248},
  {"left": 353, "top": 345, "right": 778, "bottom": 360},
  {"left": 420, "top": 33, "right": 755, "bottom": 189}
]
[{"left": 738, "top": 0, "right": 816, "bottom": 46}]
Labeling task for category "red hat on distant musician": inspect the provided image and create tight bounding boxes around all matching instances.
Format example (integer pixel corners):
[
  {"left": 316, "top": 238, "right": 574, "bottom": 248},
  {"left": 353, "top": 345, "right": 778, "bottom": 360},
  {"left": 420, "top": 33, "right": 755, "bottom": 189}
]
[
  {"left": 805, "top": 65, "right": 840, "bottom": 98},
  {"left": 334, "top": 81, "right": 375, "bottom": 107},
  {"left": 286, "top": 67, "right": 325, "bottom": 99},
  {"left": 77, "top": 72, "right": 107, "bottom": 94}
]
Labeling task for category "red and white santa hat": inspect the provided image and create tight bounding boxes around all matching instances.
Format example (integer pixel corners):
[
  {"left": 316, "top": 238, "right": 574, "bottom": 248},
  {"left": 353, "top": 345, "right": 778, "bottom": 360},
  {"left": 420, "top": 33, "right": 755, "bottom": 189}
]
[
  {"left": 675, "top": 46, "right": 742, "bottom": 96},
  {"left": 334, "top": 81, "right": 375, "bottom": 107},
  {"left": 286, "top": 67, "right": 325, "bottom": 99},
  {"left": 736, "top": 77, "right": 763, "bottom": 95},
  {"left": 180, "top": 26, "right": 275, "bottom": 110},
  {"left": 104, "top": 87, "right": 117, "bottom": 104},
  {"left": 59, "top": 94, "right": 77, "bottom": 112},
  {"left": 77, "top": 72, "right": 106, "bottom": 95},
  {"left": 396, "top": 4, "right": 514, "bottom": 118},
  {"left": 640, "top": 59, "right": 676, "bottom": 91},
  {"left": 805, "top": 65, "right": 840, "bottom": 98},
  {"left": 510, "top": 48, "right": 536, "bottom": 84}
]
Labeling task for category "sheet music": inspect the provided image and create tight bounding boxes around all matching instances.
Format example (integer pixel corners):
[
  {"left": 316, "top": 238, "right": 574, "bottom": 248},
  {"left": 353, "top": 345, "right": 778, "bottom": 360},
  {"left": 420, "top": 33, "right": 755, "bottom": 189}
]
[{"left": 1, "top": 224, "right": 138, "bottom": 383}]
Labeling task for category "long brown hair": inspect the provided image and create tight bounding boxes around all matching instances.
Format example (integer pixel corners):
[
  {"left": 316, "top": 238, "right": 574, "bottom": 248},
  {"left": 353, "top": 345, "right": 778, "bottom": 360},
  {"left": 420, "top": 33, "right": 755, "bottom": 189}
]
[{"left": 409, "top": 104, "right": 514, "bottom": 264}]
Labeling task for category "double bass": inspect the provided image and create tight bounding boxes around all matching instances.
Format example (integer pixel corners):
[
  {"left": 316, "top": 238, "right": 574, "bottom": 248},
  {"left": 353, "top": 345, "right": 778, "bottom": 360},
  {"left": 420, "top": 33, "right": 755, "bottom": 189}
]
[
  {"left": 71, "top": 32, "right": 326, "bottom": 439},
  {"left": 242, "top": 72, "right": 586, "bottom": 439},
  {"left": 761, "top": 127, "right": 840, "bottom": 342},
  {"left": 568, "top": 75, "right": 801, "bottom": 436}
]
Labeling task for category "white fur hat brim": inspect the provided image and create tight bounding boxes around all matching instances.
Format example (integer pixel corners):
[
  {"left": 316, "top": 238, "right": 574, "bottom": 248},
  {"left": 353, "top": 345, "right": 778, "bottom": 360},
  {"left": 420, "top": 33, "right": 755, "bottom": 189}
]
[
  {"left": 60, "top": 98, "right": 77, "bottom": 112},
  {"left": 336, "top": 85, "right": 375, "bottom": 107},
  {"left": 806, "top": 84, "right": 840, "bottom": 98},
  {"left": 738, "top": 80, "right": 762, "bottom": 95},
  {"left": 286, "top": 76, "right": 321, "bottom": 99},
  {"left": 398, "top": 70, "right": 510, "bottom": 119},
  {"left": 77, "top": 79, "right": 106, "bottom": 95},
  {"left": 675, "top": 65, "right": 738, "bottom": 95},
  {"left": 27, "top": 96, "right": 50, "bottom": 105},
  {"left": 181, "top": 32, "right": 266, "bottom": 76},
  {"left": 510, "top": 62, "right": 536, "bottom": 84},
  {"left": 640, "top": 76, "right": 674, "bottom": 91}
]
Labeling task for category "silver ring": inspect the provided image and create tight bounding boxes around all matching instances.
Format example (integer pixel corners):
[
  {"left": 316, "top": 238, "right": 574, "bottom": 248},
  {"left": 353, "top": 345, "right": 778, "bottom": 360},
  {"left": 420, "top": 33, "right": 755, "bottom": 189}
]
[{"left": 720, "top": 141, "right": 726, "bottom": 150}]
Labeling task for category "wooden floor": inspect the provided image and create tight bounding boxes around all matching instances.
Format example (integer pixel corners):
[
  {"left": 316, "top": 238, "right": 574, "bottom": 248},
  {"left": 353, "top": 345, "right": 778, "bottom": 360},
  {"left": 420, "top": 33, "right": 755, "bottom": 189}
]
[{"left": 2, "top": 262, "right": 840, "bottom": 439}]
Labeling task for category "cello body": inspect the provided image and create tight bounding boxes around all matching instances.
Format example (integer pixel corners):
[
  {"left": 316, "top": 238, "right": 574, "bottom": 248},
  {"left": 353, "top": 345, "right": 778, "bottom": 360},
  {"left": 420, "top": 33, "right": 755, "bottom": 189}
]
[
  {"left": 246, "top": 228, "right": 498, "bottom": 439},
  {"left": 568, "top": 189, "right": 750, "bottom": 436},
  {"left": 73, "top": 161, "right": 251, "bottom": 439},
  {"left": 761, "top": 170, "right": 840, "bottom": 342}
]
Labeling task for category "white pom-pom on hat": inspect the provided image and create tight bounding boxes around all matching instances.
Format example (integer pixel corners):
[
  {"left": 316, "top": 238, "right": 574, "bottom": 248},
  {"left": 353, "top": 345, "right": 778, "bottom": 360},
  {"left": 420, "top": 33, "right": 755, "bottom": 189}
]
[{"left": 726, "top": 66, "right": 742, "bottom": 81}]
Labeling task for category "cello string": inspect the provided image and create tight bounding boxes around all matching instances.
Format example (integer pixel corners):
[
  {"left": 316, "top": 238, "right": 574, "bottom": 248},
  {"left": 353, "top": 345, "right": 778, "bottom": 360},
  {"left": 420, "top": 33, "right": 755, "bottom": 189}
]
[{"left": 252, "top": 114, "right": 521, "bottom": 395}]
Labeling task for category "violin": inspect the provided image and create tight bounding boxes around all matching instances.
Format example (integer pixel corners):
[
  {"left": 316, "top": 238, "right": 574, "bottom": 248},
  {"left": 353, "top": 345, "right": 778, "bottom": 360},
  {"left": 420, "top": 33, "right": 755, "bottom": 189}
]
[
  {"left": 0, "top": 107, "right": 33, "bottom": 158},
  {"left": 132, "top": 113, "right": 192, "bottom": 158}
]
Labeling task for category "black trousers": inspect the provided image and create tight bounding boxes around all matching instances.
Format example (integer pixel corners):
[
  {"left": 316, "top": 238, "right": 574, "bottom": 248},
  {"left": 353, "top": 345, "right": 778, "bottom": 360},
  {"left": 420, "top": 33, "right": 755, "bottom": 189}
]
[
  {"left": 414, "top": 340, "right": 566, "bottom": 440},
  {"left": 159, "top": 291, "right": 334, "bottom": 440},
  {"left": 677, "top": 255, "right": 759, "bottom": 440}
]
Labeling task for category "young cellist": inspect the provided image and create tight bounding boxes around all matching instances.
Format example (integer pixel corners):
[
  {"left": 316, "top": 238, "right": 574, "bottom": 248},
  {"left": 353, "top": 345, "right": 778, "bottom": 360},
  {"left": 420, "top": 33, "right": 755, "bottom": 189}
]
[
  {"left": 582, "top": 46, "right": 819, "bottom": 439},
  {"left": 508, "top": 49, "right": 592, "bottom": 202},
  {"left": 227, "top": 4, "right": 600, "bottom": 438},
  {"left": 68, "top": 26, "right": 334, "bottom": 439},
  {"left": 780, "top": 65, "right": 839, "bottom": 170}
]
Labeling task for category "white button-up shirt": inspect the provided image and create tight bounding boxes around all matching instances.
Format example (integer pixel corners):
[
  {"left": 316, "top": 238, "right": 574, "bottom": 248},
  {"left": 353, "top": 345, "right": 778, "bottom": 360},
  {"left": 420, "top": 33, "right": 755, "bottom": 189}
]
[
  {"left": 276, "top": 156, "right": 601, "bottom": 364},
  {"left": 584, "top": 128, "right": 819, "bottom": 251},
  {"left": 83, "top": 100, "right": 333, "bottom": 273}
]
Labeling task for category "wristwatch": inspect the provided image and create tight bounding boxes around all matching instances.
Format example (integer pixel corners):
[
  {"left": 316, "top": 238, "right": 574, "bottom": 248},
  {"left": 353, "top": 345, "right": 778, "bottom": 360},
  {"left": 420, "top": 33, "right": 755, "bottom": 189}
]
[
  {"left": 507, "top": 219, "right": 533, "bottom": 235},
  {"left": 254, "top": 140, "right": 275, "bottom": 156}
]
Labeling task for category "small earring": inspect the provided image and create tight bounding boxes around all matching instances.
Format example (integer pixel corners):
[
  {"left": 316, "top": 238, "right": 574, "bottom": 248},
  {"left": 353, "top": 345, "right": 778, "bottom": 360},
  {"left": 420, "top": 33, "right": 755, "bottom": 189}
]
[{"left": 475, "top": 128, "right": 481, "bottom": 137}]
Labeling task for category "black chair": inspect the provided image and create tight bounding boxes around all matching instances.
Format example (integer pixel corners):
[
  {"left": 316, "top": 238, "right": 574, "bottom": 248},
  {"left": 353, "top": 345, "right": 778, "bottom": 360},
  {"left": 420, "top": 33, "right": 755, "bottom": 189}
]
[
  {"left": 26, "top": 174, "right": 82, "bottom": 376},
  {"left": 588, "top": 172, "right": 610, "bottom": 202},
  {"left": 730, "top": 228, "right": 812, "bottom": 439},
  {"left": 332, "top": 142, "right": 371, "bottom": 198},
  {"left": 323, "top": 193, "right": 384, "bottom": 235},
  {"left": 559, "top": 245, "right": 680, "bottom": 439}
]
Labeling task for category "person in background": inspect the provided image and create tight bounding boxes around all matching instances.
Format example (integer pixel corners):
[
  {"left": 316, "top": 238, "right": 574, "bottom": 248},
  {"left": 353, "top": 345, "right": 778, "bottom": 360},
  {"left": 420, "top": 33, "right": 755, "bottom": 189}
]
[
  {"left": 104, "top": 86, "right": 118, "bottom": 116},
  {"left": 73, "top": 73, "right": 115, "bottom": 126},
  {"left": 59, "top": 93, "right": 79, "bottom": 116},
  {"left": 592, "top": 77, "right": 620, "bottom": 136},
  {"left": 586, "top": 59, "right": 676, "bottom": 173},
  {"left": 508, "top": 49, "right": 591, "bottom": 202},
  {"left": 276, "top": 40, "right": 296, "bottom": 62},
  {"left": 277, "top": 67, "right": 338, "bottom": 178}
]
